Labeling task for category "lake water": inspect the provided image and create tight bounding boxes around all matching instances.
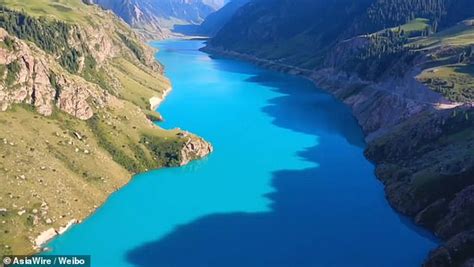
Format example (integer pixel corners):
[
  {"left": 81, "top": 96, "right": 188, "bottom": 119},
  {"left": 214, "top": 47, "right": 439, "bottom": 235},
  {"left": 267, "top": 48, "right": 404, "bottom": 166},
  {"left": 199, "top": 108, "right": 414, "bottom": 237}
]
[{"left": 46, "top": 40, "right": 438, "bottom": 266}]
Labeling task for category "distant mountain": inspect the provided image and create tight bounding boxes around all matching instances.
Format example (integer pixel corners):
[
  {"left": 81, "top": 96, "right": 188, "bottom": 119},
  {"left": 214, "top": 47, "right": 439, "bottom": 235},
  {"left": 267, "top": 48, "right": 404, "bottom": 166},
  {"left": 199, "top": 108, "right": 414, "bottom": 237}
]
[
  {"left": 203, "top": 0, "right": 229, "bottom": 9},
  {"left": 199, "top": 0, "right": 250, "bottom": 36},
  {"left": 90, "top": 0, "right": 225, "bottom": 38},
  {"left": 173, "top": 0, "right": 250, "bottom": 36}
]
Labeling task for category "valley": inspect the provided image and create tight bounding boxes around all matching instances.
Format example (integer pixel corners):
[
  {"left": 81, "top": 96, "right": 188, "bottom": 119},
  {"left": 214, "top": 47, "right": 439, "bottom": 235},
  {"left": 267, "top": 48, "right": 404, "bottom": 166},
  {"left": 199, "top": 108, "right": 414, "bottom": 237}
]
[{"left": 0, "top": 0, "right": 473, "bottom": 266}]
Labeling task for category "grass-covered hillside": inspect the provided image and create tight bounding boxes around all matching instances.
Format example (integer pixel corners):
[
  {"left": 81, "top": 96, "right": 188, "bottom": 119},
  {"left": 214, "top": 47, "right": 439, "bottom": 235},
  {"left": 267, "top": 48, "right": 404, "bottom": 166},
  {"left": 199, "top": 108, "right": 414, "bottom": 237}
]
[
  {"left": 208, "top": 0, "right": 374, "bottom": 68},
  {"left": 339, "top": 17, "right": 474, "bottom": 102},
  {"left": 414, "top": 20, "right": 474, "bottom": 102},
  {"left": 209, "top": 0, "right": 474, "bottom": 103},
  {"left": 0, "top": 0, "right": 212, "bottom": 256}
]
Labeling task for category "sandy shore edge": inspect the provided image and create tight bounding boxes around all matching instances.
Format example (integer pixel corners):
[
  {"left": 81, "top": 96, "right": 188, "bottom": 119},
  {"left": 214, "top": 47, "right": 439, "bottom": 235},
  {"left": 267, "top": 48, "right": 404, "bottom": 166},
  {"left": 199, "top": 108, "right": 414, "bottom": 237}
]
[
  {"left": 150, "top": 86, "right": 172, "bottom": 111},
  {"left": 34, "top": 219, "right": 79, "bottom": 251}
]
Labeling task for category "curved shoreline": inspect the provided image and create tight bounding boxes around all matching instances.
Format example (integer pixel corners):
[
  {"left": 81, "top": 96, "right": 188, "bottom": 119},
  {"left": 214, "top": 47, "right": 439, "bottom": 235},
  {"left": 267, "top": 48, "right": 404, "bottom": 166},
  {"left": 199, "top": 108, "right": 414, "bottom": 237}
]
[
  {"left": 33, "top": 85, "right": 211, "bottom": 253},
  {"left": 200, "top": 45, "right": 474, "bottom": 265}
]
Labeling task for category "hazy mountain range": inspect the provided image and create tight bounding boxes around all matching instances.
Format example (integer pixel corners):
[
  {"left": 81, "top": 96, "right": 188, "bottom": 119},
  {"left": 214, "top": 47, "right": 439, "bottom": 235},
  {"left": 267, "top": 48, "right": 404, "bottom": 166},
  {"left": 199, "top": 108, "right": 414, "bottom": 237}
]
[{"left": 87, "top": 0, "right": 229, "bottom": 38}]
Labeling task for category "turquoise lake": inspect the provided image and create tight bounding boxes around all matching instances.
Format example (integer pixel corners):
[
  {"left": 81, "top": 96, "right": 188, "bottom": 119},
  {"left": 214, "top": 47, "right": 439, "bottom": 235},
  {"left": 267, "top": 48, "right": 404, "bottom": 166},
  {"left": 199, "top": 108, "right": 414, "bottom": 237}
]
[{"left": 46, "top": 40, "right": 438, "bottom": 266}]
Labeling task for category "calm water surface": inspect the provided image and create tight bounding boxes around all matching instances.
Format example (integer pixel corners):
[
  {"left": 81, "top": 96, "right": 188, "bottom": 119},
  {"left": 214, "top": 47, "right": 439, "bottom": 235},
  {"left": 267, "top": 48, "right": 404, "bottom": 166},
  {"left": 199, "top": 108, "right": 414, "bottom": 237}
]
[{"left": 46, "top": 40, "right": 438, "bottom": 266}]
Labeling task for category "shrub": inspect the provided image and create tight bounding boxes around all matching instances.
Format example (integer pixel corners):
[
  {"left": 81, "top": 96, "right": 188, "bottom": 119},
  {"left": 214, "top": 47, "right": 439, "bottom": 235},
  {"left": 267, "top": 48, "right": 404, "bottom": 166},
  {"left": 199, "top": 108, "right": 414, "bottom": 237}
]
[
  {"left": 6, "top": 60, "right": 20, "bottom": 86},
  {"left": 0, "top": 6, "right": 85, "bottom": 73},
  {"left": 117, "top": 32, "right": 145, "bottom": 64}
]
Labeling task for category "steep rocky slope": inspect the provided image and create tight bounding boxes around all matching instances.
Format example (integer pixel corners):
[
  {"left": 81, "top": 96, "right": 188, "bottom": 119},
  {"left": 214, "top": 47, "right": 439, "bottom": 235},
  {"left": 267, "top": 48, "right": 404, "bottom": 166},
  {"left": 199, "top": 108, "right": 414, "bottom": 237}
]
[
  {"left": 206, "top": 0, "right": 474, "bottom": 264},
  {"left": 0, "top": 0, "right": 212, "bottom": 256}
]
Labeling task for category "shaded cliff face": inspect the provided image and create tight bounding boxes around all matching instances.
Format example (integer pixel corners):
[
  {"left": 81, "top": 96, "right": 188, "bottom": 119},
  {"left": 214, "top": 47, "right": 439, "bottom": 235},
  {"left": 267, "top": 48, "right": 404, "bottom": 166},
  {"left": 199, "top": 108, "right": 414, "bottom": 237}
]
[
  {"left": 198, "top": 0, "right": 250, "bottom": 36},
  {"left": 90, "top": 0, "right": 224, "bottom": 38},
  {"left": 366, "top": 106, "right": 474, "bottom": 267},
  {"left": 366, "top": 106, "right": 474, "bottom": 229},
  {"left": 206, "top": 0, "right": 474, "bottom": 265},
  {"left": 209, "top": 0, "right": 374, "bottom": 67},
  {"left": 0, "top": 0, "right": 212, "bottom": 257}
]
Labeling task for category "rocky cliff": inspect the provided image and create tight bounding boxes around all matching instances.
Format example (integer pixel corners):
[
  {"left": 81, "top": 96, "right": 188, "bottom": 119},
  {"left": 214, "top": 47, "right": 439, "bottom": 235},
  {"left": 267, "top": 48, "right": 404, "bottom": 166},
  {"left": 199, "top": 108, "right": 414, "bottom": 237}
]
[
  {"left": 0, "top": 0, "right": 212, "bottom": 256},
  {"left": 0, "top": 28, "right": 105, "bottom": 120}
]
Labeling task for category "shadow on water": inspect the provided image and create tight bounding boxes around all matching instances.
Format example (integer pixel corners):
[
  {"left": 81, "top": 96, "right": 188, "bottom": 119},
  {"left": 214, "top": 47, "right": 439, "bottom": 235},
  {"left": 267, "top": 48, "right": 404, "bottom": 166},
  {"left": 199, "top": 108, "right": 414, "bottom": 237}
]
[
  {"left": 126, "top": 55, "right": 435, "bottom": 267},
  {"left": 248, "top": 73, "right": 365, "bottom": 148}
]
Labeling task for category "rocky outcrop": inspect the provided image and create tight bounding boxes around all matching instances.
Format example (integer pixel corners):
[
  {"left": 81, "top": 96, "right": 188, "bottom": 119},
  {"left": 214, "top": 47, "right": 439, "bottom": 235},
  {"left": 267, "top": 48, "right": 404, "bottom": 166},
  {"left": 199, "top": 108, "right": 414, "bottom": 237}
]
[
  {"left": 0, "top": 4, "right": 163, "bottom": 120},
  {"left": 179, "top": 133, "right": 214, "bottom": 166},
  {"left": 0, "top": 29, "right": 107, "bottom": 120},
  {"left": 54, "top": 75, "right": 109, "bottom": 120}
]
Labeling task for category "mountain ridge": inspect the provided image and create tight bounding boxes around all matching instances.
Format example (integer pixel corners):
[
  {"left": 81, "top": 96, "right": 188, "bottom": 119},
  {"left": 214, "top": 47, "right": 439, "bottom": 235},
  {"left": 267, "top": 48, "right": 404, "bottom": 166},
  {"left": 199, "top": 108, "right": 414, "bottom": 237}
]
[{"left": 174, "top": 0, "right": 250, "bottom": 37}]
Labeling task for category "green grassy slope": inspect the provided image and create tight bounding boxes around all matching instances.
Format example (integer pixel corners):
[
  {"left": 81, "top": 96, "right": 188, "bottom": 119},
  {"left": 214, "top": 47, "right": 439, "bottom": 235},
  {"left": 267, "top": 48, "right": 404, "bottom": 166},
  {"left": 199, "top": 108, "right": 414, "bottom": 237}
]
[
  {"left": 209, "top": 0, "right": 474, "bottom": 103},
  {"left": 413, "top": 20, "right": 474, "bottom": 102},
  {"left": 0, "top": 0, "right": 210, "bottom": 256}
]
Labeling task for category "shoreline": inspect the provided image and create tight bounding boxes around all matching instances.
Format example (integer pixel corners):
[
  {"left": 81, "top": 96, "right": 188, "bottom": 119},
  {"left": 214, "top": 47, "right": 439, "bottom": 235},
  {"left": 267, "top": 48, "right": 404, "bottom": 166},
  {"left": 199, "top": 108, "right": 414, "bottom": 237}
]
[
  {"left": 201, "top": 46, "right": 448, "bottom": 141},
  {"left": 34, "top": 219, "right": 79, "bottom": 251},
  {"left": 150, "top": 86, "right": 172, "bottom": 111},
  {"left": 33, "top": 85, "right": 207, "bottom": 253},
  {"left": 200, "top": 45, "right": 463, "bottom": 263}
]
